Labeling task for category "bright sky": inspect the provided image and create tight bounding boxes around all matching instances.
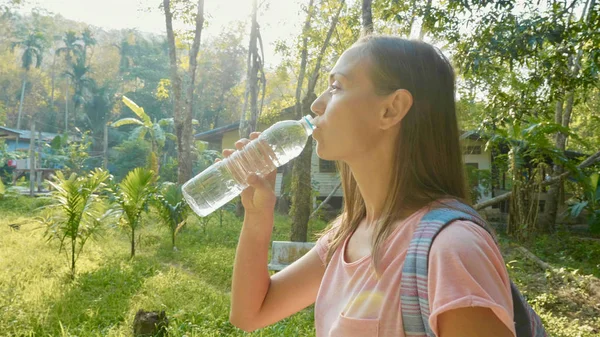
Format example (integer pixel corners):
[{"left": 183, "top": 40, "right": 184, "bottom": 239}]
[{"left": 19, "top": 0, "right": 307, "bottom": 67}]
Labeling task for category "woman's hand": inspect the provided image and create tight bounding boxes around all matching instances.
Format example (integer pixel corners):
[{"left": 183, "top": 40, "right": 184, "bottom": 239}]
[{"left": 217, "top": 132, "right": 278, "bottom": 216}]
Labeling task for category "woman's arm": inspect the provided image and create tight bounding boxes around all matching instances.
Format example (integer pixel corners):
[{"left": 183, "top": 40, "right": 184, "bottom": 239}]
[
  {"left": 229, "top": 213, "right": 326, "bottom": 331},
  {"left": 438, "top": 307, "right": 514, "bottom": 337}
]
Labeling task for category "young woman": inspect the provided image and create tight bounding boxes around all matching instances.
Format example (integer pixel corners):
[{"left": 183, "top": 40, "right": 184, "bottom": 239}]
[{"left": 224, "top": 35, "right": 516, "bottom": 337}]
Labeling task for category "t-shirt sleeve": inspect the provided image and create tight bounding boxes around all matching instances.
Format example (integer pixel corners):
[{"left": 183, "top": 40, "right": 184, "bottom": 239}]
[{"left": 427, "top": 220, "right": 516, "bottom": 336}]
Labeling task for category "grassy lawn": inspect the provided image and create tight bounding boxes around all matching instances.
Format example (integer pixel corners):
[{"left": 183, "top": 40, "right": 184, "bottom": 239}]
[
  {"left": 1, "top": 195, "right": 599, "bottom": 336},
  {"left": 0, "top": 195, "right": 327, "bottom": 336}
]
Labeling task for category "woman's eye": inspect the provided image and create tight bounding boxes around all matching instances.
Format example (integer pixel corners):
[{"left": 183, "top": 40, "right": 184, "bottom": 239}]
[{"left": 328, "top": 84, "right": 340, "bottom": 93}]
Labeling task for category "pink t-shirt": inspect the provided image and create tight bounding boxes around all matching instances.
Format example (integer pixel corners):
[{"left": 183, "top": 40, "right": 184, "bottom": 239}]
[{"left": 314, "top": 206, "right": 517, "bottom": 337}]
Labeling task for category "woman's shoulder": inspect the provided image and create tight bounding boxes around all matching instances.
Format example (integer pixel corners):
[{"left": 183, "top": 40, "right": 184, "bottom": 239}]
[{"left": 428, "top": 219, "right": 504, "bottom": 269}]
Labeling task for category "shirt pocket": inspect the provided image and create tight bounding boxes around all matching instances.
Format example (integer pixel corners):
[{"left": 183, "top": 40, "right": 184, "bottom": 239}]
[{"left": 329, "top": 313, "right": 379, "bottom": 337}]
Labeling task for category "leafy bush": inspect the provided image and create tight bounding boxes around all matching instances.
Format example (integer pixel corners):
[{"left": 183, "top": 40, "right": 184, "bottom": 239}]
[
  {"left": 40, "top": 169, "right": 112, "bottom": 278},
  {"left": 110, "top": 139, "right": 151, "bottom": 181},
  {"left": 111, "top": 167, "right": 157, "bottom": 257},
  {"left": 568, "top": 172, "right": 600, "bottom": 233},
  {"left": 153, "top": 182, "right": 190, "bottom": 249}
]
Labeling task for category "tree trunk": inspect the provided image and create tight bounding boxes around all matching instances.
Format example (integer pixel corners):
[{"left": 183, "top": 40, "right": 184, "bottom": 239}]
[
  {"left": 17, "top": 78, "right": 26, "bottom": 130},
  {"left": 289, "top": 0, "right": 344, "bottom": 242},
  {"left": 65, "top": 77, "right": 69, "bottom": 133},
  {"left": 284, "top": 0, "right": 314, "bottom": 216},
  {"left": 361, "top": 0, "right": 373, "bottom": 35},
  {"left": 240, "top": 0, "right": 260, "bottom": 139},
  {"left": 131, "top": 226, "right": 135, "bottom": 258},
  {"left": 290, "top": 137, "right": 313, "bottom": 242},
  {"left": 294, "top": 0, "right": 315, "bottom": 121},
  {"left": 181, "top": 0, "right": 205, "bottom": 184},
  {"left": 71, "top": 236, "right": 76, "bottom": 278},
  {"left": 37, "top": 129, "right": 42, "bottom": 192},
  {"left": 277, "top": 163, "right": 291, "bottom": 213},
  {"left": 29, "top": 118, "right": 35, "bottom": 197},
  {"left": 164, "top": 0, "right": 189, "bottom": 185},
  {"left": 236, "top": 0, "right": 262, "bottom": 217},
  {"left": 103, "top": 122, "right": 108, "bottom": 169},
  {"left": 50, "top": 53, "right": 56, "bottom": 113},
  {"left": 544, "top": 0, "right": 594, "bottom": 232},
  {"left": 172, "top": 228, "right": 176, "bottom": 249}
]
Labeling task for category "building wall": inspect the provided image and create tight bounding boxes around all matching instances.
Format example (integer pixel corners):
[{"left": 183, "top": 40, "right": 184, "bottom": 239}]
[
  {"left": 462, "top": 139, "right": 493, "bottom": 202},
  {"left": 5, "top": 139, "right": 30, "bottom": 152}
]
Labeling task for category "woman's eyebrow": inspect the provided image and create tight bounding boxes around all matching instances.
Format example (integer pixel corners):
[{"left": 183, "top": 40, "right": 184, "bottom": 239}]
[{"left": 329, "top": 72, "right": 349, "bottom": 83}]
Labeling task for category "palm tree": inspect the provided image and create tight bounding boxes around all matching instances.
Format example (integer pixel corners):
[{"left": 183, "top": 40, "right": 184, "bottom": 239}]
[
  {"left": 41, "top": 169, "right": 112, "bottom": 278},
  {"left": 154, "top": 182, "right": 190, "bottom": 249},
  {"left": 112, "top": 167, "right": 156, "bottom": 258},
  {"left": 84, "top": 83, "right": 116, "bottom": 157},
  {"left": 112, "top": 96, "right": 175, "bottom": 173},
  {"left": 66, "top": 56, "right": 95, "bottom": 126},
  {"left": 80, "top": 28, "right": 96, "bottom": 66},
  {"left": 56, "top": 31, "right": 82, "bottom": 132},
  {"left": 12, "top": 31, "right": 45, "bottom": 130}
]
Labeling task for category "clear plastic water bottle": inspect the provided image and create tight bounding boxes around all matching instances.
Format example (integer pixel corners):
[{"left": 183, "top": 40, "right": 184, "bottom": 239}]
[{"left": 182, "top": 115, "right": 315, "bottom": 217}]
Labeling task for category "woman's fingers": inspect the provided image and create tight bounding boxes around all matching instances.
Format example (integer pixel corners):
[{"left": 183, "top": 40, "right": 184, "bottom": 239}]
[
  {"left": 235, "top": 138, "right": 250, "bottom": 150},
  {"left": 221, "top": 148, "right": 234, "bottom": 159}
]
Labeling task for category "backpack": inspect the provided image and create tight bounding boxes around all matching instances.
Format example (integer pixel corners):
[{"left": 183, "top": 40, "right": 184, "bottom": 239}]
[{"left": 400, "top": 200, "right": 547, "bottom": 337}]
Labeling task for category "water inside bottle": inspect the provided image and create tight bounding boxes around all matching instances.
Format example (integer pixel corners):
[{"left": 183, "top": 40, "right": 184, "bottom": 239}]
[{"left": 183, "top": 117, "right": 313, "bottom": 217}]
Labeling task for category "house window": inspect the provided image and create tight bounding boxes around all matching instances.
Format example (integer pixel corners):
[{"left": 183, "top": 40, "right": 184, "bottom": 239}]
[
  {"left": 319, "top": 159, "right": 337, "bottom": 173},
  {"left": 463, "top": 145, "right": 482, "bottom": 155},
  {"left": 538, "top": 200, "right": 546, "bottom": 213}
]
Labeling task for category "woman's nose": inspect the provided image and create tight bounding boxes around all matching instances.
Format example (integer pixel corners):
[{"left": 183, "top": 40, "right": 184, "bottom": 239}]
[{"left": 311, "top": 92, "right": 327, "bottom": 116}]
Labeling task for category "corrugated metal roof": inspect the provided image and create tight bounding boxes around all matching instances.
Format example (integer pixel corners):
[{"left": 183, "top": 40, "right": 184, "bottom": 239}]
[{"left": 0, "top": 126, "right": 61, "bottom": 142}]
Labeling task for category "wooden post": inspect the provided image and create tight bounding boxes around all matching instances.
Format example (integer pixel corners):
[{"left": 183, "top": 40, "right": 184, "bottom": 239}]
[
  {"left": 29, "top": 118, "right": 35, "bottom": 197},
  {"left": 37, "top": 129, "right": 42, "bottom": 192}
]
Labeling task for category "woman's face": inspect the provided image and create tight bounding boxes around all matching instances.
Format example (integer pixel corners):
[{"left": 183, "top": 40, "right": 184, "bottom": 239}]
[{"left": 311, "top": 46, "right": 392, "bottom": 163}]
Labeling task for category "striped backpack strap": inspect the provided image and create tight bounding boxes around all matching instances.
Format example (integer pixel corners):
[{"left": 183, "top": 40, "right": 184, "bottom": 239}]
[{"left": 400, "top": 200, "right": 547, "bottom": 337}]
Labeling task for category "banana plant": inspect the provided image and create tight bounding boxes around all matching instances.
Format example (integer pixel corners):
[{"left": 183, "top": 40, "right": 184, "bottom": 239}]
[
  {"left": 111, "top": 167, "right": 156, "bottom": 257},
  {"left": 153, "top": 182, "right": 190, "bottom": 249},
  {"left": 41, "top": 169, "right": 112, "bottom": 278}
]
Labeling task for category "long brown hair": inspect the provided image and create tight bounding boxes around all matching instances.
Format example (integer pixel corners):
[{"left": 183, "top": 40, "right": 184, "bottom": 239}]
[{"left": 322, "top": 36, "right": 470, "bottom": 268}]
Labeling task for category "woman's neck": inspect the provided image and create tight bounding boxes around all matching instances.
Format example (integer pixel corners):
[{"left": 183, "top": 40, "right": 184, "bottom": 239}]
[{"left": 347, "top": 142, "right": 395, "bottom": 226}]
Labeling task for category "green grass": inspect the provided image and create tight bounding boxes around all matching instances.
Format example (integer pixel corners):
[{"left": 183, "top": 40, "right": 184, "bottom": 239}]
[
  {"left": 0, "top": 197, "right": 328, "bottom": 337},
  {"left": 525, "top": 231, "right": 600, "bottom": 278},
  {"left": 499, "top": 236, "right": 600, "bottom": 337},
  {"left": 2, "top": 194, "right": 598, "bottom": 336}
]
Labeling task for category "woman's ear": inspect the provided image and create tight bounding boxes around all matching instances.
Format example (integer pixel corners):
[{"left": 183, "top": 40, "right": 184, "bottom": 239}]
[{"left": 380, "top": 89, "right": 413, "bottom": 130}]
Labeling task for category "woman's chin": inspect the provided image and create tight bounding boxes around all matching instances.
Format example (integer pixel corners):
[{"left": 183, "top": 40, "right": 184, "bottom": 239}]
[{"left": 315, "top": 144, "right": 335, "bottom": 161}]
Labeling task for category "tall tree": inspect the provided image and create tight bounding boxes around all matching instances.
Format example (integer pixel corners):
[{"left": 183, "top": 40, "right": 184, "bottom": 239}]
[
  {"left": 290, "top": 0, "right": 345, "bottom": 242},
  {"left": 163, "top": 0, "right": 205, "bottom": 185},
  {"left": 361, "top": 0, "right": 373, "bottom": 35},
  {"left": 235, "top": 0, "right": 266, "bottom": 215},
  {"left": 12, "top": 31, "right": 44, "bottom": 130},
  {"left": 56, "top": 31, "right": 82, "bottom": 132},
  {"left": 276, "top": 0, "right": 316, "bottom": 214},
  {"left": 112, "top": 96, "right": 173, "bottom": 174},
  {"left": 450, "top": 0, "right": 600, "bottom": 232},
  {"left": 66, "top": 55, "right": 94, "bottom": 128},
  {"left": 545, "top": 0, "right": 597, "bottom": 231},
  {"left": 80, "top": 28, "right": 96, "bottom": 66},
  {"left": 239, "top": 0, "right": 266, "bottom": 139}
]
